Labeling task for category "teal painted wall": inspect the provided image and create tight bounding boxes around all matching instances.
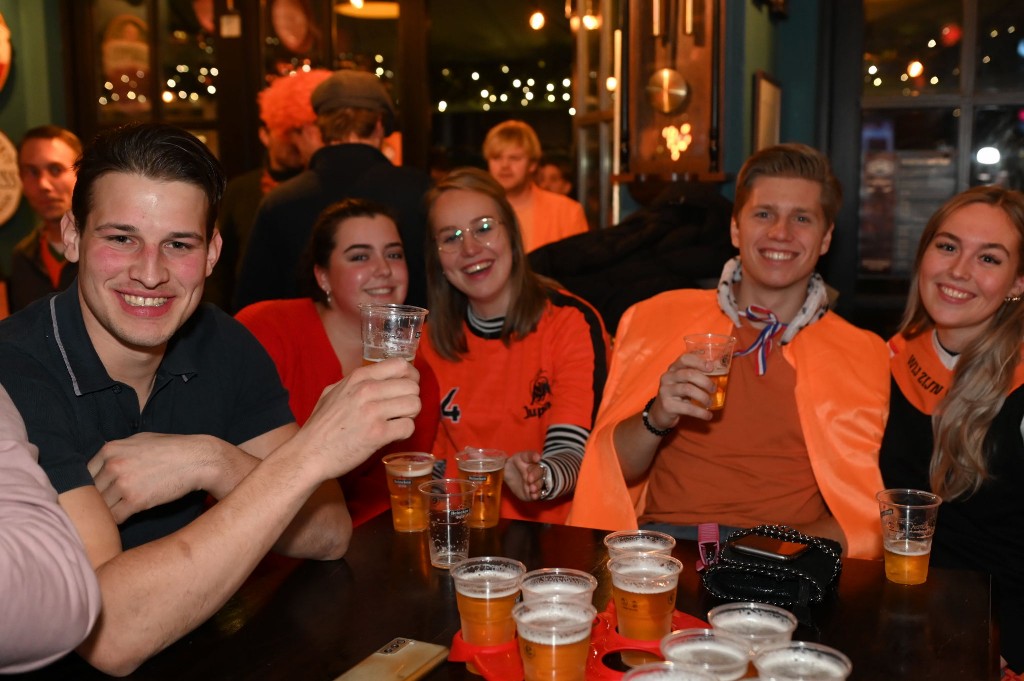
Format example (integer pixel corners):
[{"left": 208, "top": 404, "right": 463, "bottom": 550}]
[
  {"left": 720, "top": 0, "right": 821, "bottom": 200},
  {"left": 0, "top": 0, "right": 66, "bottom": 278}
]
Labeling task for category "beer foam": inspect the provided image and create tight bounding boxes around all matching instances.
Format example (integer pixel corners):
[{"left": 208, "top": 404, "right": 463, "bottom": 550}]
[
  {"left": 756, "top": 653, "right": 849, "bottom": 678},
  {"left": 664, "top": 640, "right": 748, "bottom": 666},
  {"left": 454, "top": 568, "right": 522, "bottom": 599},
  {"left": 517, "top": 609, "right": 593, "bottom": 645},
  {"left": 386, "top": 461, "right": 433, "bottom": 477},
  {"left": 886, "top": 540, "right": 930, "bottom": 557},
  {"left": 457, "top": 458, "right": 504, "bottom": 473},
  {"left": 610, "top": 566, "right": 677, "bottom": 592},
  {"left": 711, "top": 609, "right": 795, "bottom": 635}
]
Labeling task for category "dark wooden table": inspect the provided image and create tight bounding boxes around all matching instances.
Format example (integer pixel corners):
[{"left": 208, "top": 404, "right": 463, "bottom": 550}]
[{"left": 20, "top": 512, "right": 998, "bottom": 680}]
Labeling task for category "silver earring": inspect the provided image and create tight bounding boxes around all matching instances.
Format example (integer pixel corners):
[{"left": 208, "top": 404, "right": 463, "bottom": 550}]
[
  {"left": 1006, "top": 294, "right": 1022, "bottom": 303},
  {"left": 323, "top": 287, "right": 332, "bottom": 304}
]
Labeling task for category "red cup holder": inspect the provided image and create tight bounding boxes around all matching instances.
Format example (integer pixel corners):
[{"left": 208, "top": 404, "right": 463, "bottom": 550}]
[{"left": 449, "top": 602, "right": 708, "bottom": 680}]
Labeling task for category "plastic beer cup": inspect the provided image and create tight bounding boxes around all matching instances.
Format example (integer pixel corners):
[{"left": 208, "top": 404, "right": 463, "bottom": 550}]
[
  {"left": 455, "top": 447, "right": 507, "bottom": 529},
  {"left": 418, "top": 478, "right": 477, "bottom": 569},
  {"left": 753, "top": 641, "right": 852, "bottom": 680},
  {"left": 519, "top": 567, "right": 599, "bottom": 606},
  {"left": 513, "top": 600, "right": 596, "bottom": 681},
  {"left": 451, "top": 556, "right": 526, "bottom": 675},
  {"left": 707, "top": 601, "right": 798, "bottom": 657},
  {"left": 359, "top": 303, "right": 427, "bottom": 364},
  {"left": 660, "top": 628, "right": 750, "bottom": 681},
  {"left": 683, "top": 334, "right": 737, "bottom": 410},
  {"left": 381, "top": 452, "right": 435, "bottom": 532},
  {"left": 876, "top": 488, "right": 941, "bottom": 585},
  {"left": 621, "top": 661, "right": 717, "bottom": 680},
  {"left": 603, "top": 529, "right": 676, "bottom": 559},
  {"left": 607, "top": 553, "right": 683, "bottom": 667}
]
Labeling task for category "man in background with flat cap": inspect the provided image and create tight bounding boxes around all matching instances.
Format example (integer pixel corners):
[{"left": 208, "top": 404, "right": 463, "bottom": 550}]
[
  {"left": 206, "top": 68, "right": 331, "bottom": 312},
  {"left": 235, "top": 70, "right": 430, "bottom": 310}
]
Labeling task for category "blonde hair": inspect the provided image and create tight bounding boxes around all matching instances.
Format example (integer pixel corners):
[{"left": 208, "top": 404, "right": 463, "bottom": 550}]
[
  {"left": 482, "top": 120, "right": 542, "bottom": 163},
  {"left": 900, "top": 186, "right": 1024, "bottom": 499}
]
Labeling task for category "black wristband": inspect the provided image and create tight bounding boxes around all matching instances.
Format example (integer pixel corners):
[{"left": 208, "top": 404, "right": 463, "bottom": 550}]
[{"left": 642, "top": 397, "right": 673, "bottom": 437}]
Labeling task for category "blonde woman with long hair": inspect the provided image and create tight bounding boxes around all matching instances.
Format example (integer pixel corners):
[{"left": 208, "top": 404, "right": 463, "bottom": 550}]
[{"left": 881, "top": 186, "right": 1024, "bottom": 672}]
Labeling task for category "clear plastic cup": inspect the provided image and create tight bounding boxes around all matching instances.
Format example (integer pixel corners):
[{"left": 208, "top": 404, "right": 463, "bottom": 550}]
[
  {"left": 753, "top": 641, "right": 852, "bottom": 681},
  {"left": 603, "top": 529, "right": 677, "bottom": 558},
  {"left": 519, "top": 567, "right": 599, "bottom": 606},
  {"left": 660, "top": 628, "right": 750, "bottom": 681},
  {"left": 707, "top": 601, "right": 798, "bottom": 656}
]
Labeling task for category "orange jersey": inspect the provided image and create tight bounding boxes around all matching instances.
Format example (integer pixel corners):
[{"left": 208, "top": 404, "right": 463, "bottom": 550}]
[{"left": 421, "top": 289, "right": 609, "bottom": 523}]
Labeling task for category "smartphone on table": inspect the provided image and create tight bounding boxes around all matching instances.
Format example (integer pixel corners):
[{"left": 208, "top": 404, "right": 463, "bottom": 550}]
[
  {"left": 731, "top": 534, "right": 809, "bottom": 562},
  {"left": 334, "top": 637, "right": 449, "bottom": 681}
]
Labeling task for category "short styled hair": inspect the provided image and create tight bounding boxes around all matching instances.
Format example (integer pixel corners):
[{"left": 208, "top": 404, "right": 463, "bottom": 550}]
[
  {"left": 482, "top": 120, "right": 542, "bottom": 163},
  {"left": 733, "top": 143, "right": 843, "bottom": 226},
  {"left": 71, "top": 123, "right": 225, "bottom": 238},
  {"left": 18, "top": 125, "right": 83, "bottom": 158}
]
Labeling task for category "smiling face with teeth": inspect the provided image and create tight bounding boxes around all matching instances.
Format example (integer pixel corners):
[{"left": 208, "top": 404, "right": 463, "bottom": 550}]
[
  {"left": 918, "top": 201, "right": 1024, "bottom": 352},
  {"left": 730, "top": 176, "right": 834, "bottom": 323},
  {"left": 62, "top": 172, "right": 221, "bottom": 365},
  {"left": 431, "top": 188, "right": 514, "bottom": 319},
  {"left": 314, "top": 213, "right": 408, "bottom": 319}
]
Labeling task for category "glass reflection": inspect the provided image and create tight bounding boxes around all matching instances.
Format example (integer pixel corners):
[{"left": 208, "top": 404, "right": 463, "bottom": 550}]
[
  {"left": 971, "top": 105, "right": 1024, "bottom": 190},
  {"left": 95, "top": 0, "right": 151, "bottom": 122},
  {"left": 975, "top": 0, "right": 1024, "bottom": 92},
  {"left": 863, "top": 0, "right": 961, "bottom": 97},
  {"left": 161, "top": 0, "right": 218, "bottom": 123}
]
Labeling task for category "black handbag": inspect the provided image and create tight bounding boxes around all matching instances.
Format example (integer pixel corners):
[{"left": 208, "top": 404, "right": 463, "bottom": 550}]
[{"left": 700, "top": 524, "right": 843, "bottom": 615}]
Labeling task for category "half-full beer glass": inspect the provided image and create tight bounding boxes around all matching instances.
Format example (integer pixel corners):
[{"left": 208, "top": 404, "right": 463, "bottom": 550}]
[
  {"left": 451, "top": 556, "right": 526, "bottom": 675},
  {"left": 683, "top": 334, "right": 737, "bottom": 410},
  {"left": 608, "top": 553, "right": 683, "bottom": 667},
  {"left": 513, "top": 600, "right": 596, "bottom": 681},
  {"left": 876, "top": 488, "right": 941, "bottom": 585},
  {"left": 455, "top": 447, "right": 507, "bottom": 529},
  {"left": 381, "top": 452, "right": 435, "bottom": 532}
]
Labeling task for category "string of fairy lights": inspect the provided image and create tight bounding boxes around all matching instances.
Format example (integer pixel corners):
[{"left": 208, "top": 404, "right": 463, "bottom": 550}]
[{"left": 864, "top": 17, "right": 1022, "bottom": 94}]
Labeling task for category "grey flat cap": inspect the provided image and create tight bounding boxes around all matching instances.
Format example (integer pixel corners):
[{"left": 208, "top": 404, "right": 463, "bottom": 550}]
[{"left": 311, "top": 70, "right": 396, "bottom": 136}]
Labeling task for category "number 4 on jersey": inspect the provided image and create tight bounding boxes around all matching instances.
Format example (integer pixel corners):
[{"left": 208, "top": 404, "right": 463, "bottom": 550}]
[{"left": 440, "top": 388, "right": 462, "bottom": 423}]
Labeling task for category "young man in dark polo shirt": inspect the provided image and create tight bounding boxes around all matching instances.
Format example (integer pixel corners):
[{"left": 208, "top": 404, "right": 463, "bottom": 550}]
[{"left": 0, "top": 123, "right": 421, "bottom": 676}]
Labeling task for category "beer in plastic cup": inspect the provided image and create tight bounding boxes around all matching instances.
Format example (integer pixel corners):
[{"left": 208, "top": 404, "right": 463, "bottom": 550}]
[
  {"left": 603, "top": 529, "right": 676, "bottom": 559},
  {"left": 707, "top": 601, "right": 798, "bottom": 657},
  {"left": 683, "top": 334, "right": 737, "bottom": 410},
  {"left": 519, "top": 567, "right": 599, "bottom": 606},
  {"left": 660, "top": 628, "right": 750, "bottom": 681},
  {"left": 418, "top": 478, "right": 477, "bottom": 569},
  {"left": 608, "top": 553, "right": 683, "bottom": 667},
  {"left": 359, "top": 303, "right": 428, "bottom": 364},
  {"left": 455, "top": 447, "right": 507, "bottom": 529},
  {"left": 621, "top": 661, "right": 717, "bottom": 680},
  {"left": 381, "top": 452, "right": 435, "bottom": 532},
  {"left": 753, "top": 641, "right": 852, "bottom": 680},
  {"left": 876, "top": 488, "right": 941, "bottom": 585},
  {"left": 451, "top": 556, "right": 526, "bottom": 674},
  {"left": 513, "top": 600, "right": 596, "bottom": 681}
]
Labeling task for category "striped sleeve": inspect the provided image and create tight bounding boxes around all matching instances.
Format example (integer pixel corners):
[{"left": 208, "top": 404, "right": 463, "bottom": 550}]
[{"left": 539, "top": 423, "right": 589, "bottom": 499}]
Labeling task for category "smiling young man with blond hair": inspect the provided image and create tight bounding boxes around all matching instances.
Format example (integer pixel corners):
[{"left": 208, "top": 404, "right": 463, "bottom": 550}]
[{"left": 568, "top": 144, "right": 888, "bottom": 560}]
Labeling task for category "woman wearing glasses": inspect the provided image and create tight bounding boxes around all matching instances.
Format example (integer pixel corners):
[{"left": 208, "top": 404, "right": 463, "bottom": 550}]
[
  {"left": 236, "top": 198, "right": 439, "bottom": 526},
  {"left": 420, "top": 168, "right": 609, "bottom": 524}
]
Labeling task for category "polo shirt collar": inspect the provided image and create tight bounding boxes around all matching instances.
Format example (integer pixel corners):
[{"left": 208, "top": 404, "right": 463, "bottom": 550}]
[{"left": 50, "top": 280, "right": 199, "bottom": 397}]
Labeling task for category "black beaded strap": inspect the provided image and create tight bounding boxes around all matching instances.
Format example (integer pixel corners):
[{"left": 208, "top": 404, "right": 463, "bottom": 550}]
[{"left": 642, "top": 397, "right": 673, "bottom": 437}]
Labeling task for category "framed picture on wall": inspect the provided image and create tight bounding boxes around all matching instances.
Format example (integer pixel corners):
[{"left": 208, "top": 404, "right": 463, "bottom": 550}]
[{"left": 753, "top": 70, "right": 781, "bottom": 151}]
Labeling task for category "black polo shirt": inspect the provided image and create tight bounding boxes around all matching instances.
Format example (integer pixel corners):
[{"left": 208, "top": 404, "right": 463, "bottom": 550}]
[{"left": 0, "top": 281, "right": 295, "bottom": 549}]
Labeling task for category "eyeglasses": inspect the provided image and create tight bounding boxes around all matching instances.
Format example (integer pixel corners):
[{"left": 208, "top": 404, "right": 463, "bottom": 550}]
[{"left": 435, "top": 217, "right": 503, "bottom": 254}]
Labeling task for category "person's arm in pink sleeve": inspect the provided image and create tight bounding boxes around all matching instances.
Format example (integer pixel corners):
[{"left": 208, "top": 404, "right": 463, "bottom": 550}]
[{"left": 0, "top": 385, "right": 101, "bottom": 674}]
